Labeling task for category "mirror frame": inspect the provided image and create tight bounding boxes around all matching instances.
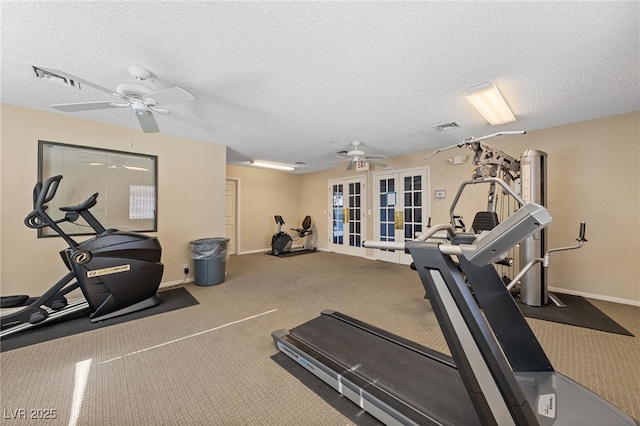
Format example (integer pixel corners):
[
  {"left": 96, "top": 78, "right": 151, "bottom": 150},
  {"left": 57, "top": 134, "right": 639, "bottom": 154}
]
[{"left": 37, "top": 140, "right": 158, "bottom": 238}]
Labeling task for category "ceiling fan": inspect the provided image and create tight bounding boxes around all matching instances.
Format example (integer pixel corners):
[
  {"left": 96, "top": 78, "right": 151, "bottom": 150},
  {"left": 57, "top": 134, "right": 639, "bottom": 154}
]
[
  {"left": 32, "top": 65, "right": 216, "bottom": 133},
  {"left": 331, "top": 141, "right": 388, "bottom": 170}
]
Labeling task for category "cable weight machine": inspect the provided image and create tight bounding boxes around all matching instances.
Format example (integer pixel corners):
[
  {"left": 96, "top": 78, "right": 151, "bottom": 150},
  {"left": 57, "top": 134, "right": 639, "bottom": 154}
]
[{"left": 426, "top": 131, "right": 585, "bottom": 307}]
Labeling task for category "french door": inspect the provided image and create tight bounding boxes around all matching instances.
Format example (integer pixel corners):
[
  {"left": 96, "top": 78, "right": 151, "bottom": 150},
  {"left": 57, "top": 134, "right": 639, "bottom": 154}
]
[
  {"left": 374, "top": 168, "right": 428, "bottom": 264},
  {"left": 328, "top": 177, "right": 366, "bottom": 257}
]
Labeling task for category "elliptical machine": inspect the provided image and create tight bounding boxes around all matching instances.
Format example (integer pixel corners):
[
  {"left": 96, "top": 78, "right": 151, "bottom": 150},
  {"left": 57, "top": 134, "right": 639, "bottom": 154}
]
[
  {"left": 1, "top": 175, "right": 164, "bottom": 338},
  {"left": 268, "top": 215, "right": 315, "bottom": 256}
]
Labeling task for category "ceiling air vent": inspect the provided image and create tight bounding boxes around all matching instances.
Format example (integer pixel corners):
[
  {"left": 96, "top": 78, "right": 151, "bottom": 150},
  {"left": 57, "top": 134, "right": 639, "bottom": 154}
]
[
  {"left": 435, "top": 121, "right": 462, "bottom": 131},
  {"left": 32, "top": 66, "right": 81, "bottom": 89}
]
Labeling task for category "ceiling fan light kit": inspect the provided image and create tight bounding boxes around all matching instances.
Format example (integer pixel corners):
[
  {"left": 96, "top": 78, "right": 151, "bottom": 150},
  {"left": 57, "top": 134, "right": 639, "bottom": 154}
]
[{"left": 465, "top": 81, "right": 516, "bottom": 126}]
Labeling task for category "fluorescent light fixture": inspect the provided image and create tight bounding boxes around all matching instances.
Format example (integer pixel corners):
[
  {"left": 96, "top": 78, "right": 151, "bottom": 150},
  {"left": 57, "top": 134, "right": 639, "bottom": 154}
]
[
  {"left": 464, "top": 82, "right": 516, "bottom": 125},
  {"left": 249, "top": 160, "right": 295, "bottom": 171}
]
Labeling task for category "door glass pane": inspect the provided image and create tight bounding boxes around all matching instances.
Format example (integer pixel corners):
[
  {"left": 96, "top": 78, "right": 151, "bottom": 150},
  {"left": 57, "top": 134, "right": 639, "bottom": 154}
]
[
  {"left": 413, "top": 175, "right": 422, "bottom": 190},
  {"left": 405, "top": 224, "right": 413, "bottom": 239},
  {"left": 405, "top": 192, "right": 412, "bottom": 207},
  {"left": 404, "top": 176, "right": 412, "bottom": 190}
]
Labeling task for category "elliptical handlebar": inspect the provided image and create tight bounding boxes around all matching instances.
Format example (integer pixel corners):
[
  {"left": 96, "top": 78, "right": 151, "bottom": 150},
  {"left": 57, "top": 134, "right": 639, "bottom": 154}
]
[
  {"left": 24, "top": 176, "right": 62, "bottom": 229},
  {"left": 23, "top": 175, "right": 79, "bottom": 248},
  {"left": 38, "top": 175, "right": 63, "bottom": 207},
  {"left": 24, "top": 175, "right": 63, "bottom": 227}
]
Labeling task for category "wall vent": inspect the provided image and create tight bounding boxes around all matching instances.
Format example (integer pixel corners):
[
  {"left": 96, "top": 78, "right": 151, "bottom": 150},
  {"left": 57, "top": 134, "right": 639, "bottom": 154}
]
[
  {"left": 32, "top": 66, "right": 81, "bottom": 89},
  {"left": 435, "top": 121, "right": 462, "bottom": 131}
]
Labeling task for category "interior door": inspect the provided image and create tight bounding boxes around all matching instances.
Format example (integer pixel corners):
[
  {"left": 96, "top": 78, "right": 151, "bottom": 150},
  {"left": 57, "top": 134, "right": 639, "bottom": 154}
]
[
  {"left": 225, "top": 179, "right": 237, "bottom": 255},
  {"left": 328, "top": 177, "right": 366, "bottom": 257},
  {"left": 374, "top": 168, "right": 428, "bottom": 264}
]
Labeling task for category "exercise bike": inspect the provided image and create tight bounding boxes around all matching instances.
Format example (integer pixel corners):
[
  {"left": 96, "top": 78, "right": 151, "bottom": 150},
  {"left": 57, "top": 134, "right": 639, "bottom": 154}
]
[
  {"left": 268, "top": 215, "right": 315, "bottom": 256},
  {"left": 1, "top": 175, "right": 164, "bottom": 338}
]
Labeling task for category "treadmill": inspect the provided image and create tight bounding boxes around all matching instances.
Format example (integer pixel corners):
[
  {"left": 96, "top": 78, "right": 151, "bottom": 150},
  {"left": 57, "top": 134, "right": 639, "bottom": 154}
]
[{"left": 273, "top": 203, "right": 638, "bottom": 425}]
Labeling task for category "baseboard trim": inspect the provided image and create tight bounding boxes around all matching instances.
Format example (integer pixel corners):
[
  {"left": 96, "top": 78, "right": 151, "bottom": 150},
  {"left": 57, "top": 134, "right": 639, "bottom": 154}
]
[
  {"left": 549, "top": 286, "right": 640, "bottom": 307},
  {"left": 238, "top": 248, "right": 271, "bottom": 255},
  {"left": 160, "top": 278, "right": 194, "bottom": 288}
]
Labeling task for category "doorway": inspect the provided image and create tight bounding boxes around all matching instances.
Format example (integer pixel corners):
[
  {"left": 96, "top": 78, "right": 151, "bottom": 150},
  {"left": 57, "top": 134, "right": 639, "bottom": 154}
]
[
  {"left": 225, "top": 179, "right": 238, "bottom": 255},
  {"left": 373, "top": 167, "right": 429, "bottom": 265},
  {"left": 328, "top": 176, "right": 366, "bottom": 257}
]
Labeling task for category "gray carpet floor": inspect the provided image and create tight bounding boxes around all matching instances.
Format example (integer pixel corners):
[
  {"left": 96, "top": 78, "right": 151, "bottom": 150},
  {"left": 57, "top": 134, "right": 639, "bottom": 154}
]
[{"left": 0, "top": 251, "right": 638, "bottom": 425}]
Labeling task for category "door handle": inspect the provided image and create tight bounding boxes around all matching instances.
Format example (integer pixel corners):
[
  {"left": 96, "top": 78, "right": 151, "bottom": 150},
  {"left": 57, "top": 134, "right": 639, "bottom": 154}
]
[
  {"left": 343, "top": 208, "right": 349, "bottom": 224},
  {"left": 394, "top": 211, "right": 403, "bottom": 230}
]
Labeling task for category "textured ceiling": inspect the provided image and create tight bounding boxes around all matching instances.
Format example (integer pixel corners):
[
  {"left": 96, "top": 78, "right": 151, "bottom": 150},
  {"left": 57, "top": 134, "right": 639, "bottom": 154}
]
[{"left": 1, "top": 1, "right": 638, "bottom": 173}]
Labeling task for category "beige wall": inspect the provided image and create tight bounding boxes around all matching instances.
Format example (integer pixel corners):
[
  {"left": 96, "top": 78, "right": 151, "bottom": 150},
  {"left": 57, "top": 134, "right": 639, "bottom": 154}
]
[
  {"left": 292, "top": 112, "right": 640, "bottom": 304},
  {"left": 226, "top": 164, "right": 301, "bottom": 253},
  {"left": 6, "top": 104, "right": 635, "bottom": 307},
  {"left": 1, "top": 104, "right": 227, "bottom": 296}
]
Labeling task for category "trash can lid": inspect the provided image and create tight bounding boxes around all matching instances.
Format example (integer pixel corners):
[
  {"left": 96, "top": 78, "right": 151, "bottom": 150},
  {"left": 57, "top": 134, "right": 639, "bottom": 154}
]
[{"left": 191, "top": 237, "right": 230, "bottom": 244}]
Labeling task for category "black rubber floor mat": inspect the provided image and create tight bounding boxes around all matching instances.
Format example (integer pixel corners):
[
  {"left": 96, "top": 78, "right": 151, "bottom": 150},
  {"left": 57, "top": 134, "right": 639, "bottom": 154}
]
[
  {"left": 1, "top": 287, "right": 199, "bottom": 352},
  {"left": 269, "top": 249, "right": 317, "bottom": 258},
  {"left": 518, "top": 293, "right": 633, "bottom": 336}
]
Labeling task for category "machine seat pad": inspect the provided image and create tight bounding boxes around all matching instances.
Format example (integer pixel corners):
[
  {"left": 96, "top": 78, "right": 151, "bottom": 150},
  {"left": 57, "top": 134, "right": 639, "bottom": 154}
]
[{"left": 472, "top": 211, "right": 499, "bottom": 232}]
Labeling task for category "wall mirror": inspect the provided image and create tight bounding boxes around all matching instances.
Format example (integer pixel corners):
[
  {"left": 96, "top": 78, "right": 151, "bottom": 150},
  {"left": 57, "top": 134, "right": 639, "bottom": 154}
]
[{"left": 38, "top": 141, "right": 158, "bottom": 237}]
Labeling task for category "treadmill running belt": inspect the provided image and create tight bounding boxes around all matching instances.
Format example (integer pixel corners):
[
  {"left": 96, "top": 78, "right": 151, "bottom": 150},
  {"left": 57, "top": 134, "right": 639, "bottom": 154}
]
[{"left": 287, "top": 312, "right": 480, "bottom": 425}]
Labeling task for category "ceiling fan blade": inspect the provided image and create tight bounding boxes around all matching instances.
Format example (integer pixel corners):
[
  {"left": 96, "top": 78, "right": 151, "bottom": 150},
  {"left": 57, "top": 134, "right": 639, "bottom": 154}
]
[
  {"left": 364, "top": 154, "right": 388, "bottom": 159},
  {"left": 135, "top": 112, "right": 160, "bottom": 133},
  {"left": 346, "top": 161, "right": 355, "bottom": 171},
  {"left": 52, "top": 101, "right": 127, "bottom": 112},
  {"left": 33, "top": 65, "right": 119, "bottom": 97},
  {"left": 163, "top": 107, "right": 216, "bottom": 131},
  {"left": 320, "top": 159, "right": 350, "bottom": 166},
  {"left": 367, "top": 159, "right": 388, "bottom": 168},
  {"left": 144, "top": 87, "right": 194, "bottom": 105}
]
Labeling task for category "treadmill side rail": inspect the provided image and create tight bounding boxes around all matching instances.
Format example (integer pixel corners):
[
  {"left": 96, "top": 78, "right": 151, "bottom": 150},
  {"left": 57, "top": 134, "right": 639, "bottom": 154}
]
[{"left": 273, "top": 330, "right": 423, "bottom": 426}]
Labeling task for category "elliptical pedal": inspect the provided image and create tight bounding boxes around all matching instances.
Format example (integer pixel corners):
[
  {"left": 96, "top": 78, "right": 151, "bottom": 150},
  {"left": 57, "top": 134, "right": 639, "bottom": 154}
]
[{"left": 1, "top": 298, "right": 89, "bottom": 338}]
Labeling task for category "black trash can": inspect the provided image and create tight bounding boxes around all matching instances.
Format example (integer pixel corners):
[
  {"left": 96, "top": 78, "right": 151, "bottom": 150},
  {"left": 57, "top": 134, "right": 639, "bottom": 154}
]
[{"left": 190, "top": 238, "right": 230, "bottom": 286}]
